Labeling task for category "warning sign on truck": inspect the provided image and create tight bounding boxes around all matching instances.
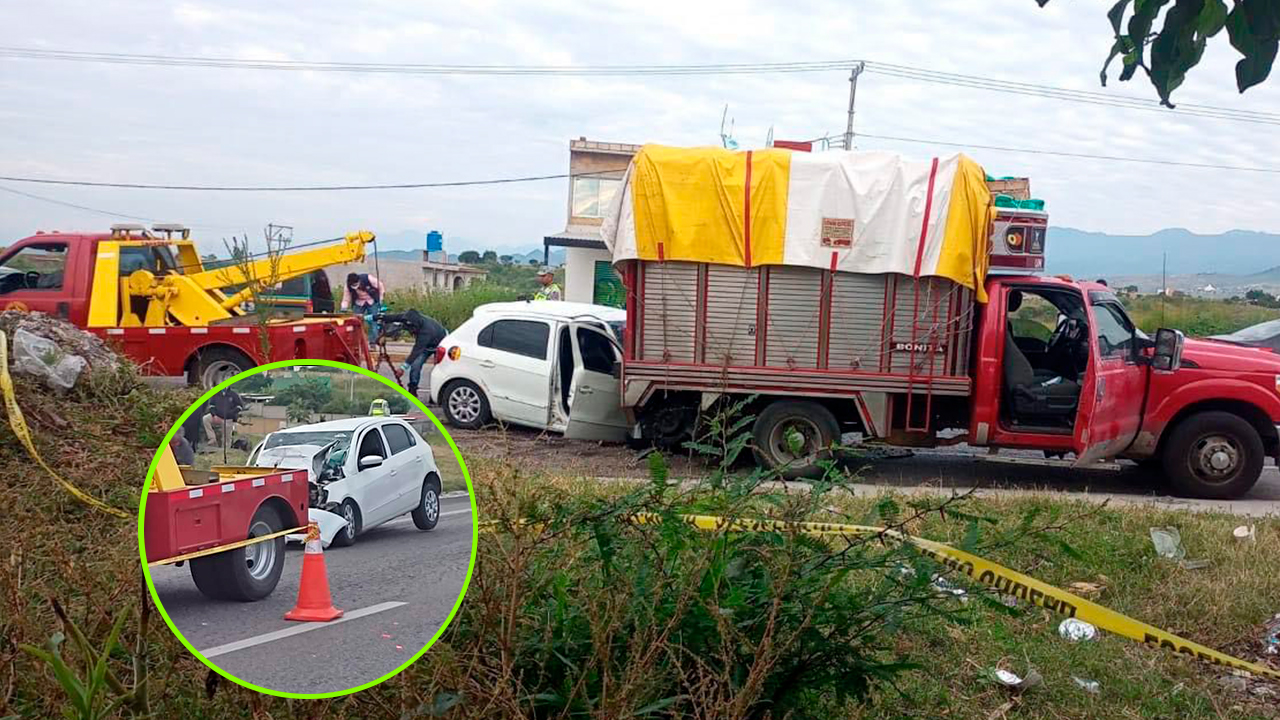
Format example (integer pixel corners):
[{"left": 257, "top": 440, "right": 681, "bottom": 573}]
[{"left": 820, "top": 217, "right": 854, "bottom": 248}]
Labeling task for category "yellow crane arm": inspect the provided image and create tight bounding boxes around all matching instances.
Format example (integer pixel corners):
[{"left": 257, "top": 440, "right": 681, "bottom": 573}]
[{"left": 186, "top": 230, "right": 374, "bottom": 309}]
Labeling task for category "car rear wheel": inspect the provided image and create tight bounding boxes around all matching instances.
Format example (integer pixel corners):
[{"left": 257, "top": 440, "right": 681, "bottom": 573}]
[
  {"left": 751, "top": 400, "right": 841, "bottom": 480},
  {"left": 412, "top": 474, "right": 442, "bottom": 531},
  {"left": 330, "top": 498, "right": 360, "bottom": 547},
  {"left": 1162, "top": 411, "right": 1264, "bottom": 499},
  {"left": 189, "top": 503, "right": 286, "bottom": 601},
  {"left": 442, "top": 380, "right": 491, "bottom": 430}
]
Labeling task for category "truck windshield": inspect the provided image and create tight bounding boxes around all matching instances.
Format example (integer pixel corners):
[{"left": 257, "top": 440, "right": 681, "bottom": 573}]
[{"left": 263, "top": 430, "right": 352, "bottom": 452}]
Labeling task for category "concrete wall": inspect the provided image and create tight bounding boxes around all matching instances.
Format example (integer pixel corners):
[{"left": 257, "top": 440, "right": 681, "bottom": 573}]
[{"left": 564, "top": 245, "right": 612, "bottom": 303}]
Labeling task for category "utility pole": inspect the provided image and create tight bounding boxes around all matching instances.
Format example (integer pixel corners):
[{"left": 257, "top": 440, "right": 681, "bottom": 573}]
[
  {"left": 1161, "top": 251, "right": 1168, "bottom": 326},
  {"left": 843, "top": 62, "right": 866, "bottom": 150}
]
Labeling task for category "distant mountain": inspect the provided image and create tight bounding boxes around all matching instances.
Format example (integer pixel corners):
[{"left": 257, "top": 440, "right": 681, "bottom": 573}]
[
  {"left": 370, "top": 230, "right": 566, "bottom": 266},
  {"left": 1046, "top": 228, "right": 1280, "bottom": 277}
]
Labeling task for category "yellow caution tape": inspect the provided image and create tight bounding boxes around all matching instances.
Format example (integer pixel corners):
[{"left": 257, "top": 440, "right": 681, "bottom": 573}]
[
  {"left": 147, "top": 525, "right": 308, "bottom": 567},
  {"left": 487, "top": 512, "right": 1280, "bottom": 681},
  {"left": 0, "top": 330, "right": 130, "bottom": 519}
]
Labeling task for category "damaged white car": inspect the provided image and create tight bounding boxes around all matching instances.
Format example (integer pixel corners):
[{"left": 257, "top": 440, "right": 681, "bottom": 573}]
[{"left": 248, "top": 417, "right": 443, "bottom": 547}]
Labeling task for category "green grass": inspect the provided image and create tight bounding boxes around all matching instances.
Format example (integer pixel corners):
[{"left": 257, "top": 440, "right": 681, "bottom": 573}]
[
  {"left": 385, "top": 284, "right": 524, "bottom": 331},
  {"left": 1124, "top": 294, "right": 1279, "bottom": 336}
]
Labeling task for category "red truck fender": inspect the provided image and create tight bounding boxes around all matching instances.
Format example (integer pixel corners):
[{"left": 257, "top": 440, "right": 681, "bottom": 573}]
[{"left": 1130, "top": 377, "right": 1280, "bottom": 458}]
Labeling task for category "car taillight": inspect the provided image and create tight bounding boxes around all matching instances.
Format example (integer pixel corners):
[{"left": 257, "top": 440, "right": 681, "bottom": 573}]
[
  {"left": 447, "top": 346, "right": 461, "bottom": 361},
  {"left": 434, "top": 346, "right": 446, "bottom": 364}
]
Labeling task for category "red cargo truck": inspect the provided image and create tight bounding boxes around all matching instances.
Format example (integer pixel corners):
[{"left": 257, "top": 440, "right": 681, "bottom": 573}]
[{"left": 593, "top": 146, "right": 1280, "bottom": 499}]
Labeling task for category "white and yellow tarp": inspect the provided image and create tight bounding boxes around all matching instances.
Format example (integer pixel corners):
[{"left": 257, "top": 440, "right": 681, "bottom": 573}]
[{"left": 602, "top": 145, "right": 996, "bottom": 301}]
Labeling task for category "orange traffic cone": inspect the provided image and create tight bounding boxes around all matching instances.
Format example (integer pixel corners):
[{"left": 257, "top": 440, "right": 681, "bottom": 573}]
[{"left": 284, "top": 523, "right": 344, "bottom": 622}]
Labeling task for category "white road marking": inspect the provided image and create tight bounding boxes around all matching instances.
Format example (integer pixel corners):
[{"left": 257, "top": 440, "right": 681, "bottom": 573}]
[
  {"left": 380, "top": 507, "right": 473, "bottom": 528},
  {"left": 199, "top": 601, "right": 407, "bottom": 658}
]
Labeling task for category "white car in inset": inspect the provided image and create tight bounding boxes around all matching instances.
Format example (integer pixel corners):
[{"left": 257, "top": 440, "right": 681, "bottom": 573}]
[
  {"left": 429, "top": 301, "right": 631, "bottom": 441},
  {"left": 249, "top": 416, "right": 443, "bottom": 547}
]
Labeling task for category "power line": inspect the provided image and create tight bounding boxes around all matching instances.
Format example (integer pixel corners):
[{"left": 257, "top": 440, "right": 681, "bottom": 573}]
[
  {"left": 863, "top": 64, "right": 1280, "bottom": 126},
  {"left": 0, "top": 184, "right": 243, "bottom": 230},
  {"left": 5, "top": 46, "right": 1278, "bottom": 125},
  {"left": 0, "top": 48, "right": 858, "bottom": 76},
  {"left": 0, "top": 167, "right": 632, "bottom": 192},
  {"left": 858, "top": 132, "right": 1280, "bottom": 174}
]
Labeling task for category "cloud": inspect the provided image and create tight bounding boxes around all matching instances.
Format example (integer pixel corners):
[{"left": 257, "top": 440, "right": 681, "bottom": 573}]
[{"left": 1, "top": 0, "right": 1278, "bottom": 256}]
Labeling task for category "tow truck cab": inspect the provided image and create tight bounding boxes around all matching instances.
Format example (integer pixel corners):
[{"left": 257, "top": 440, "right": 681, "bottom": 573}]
[{"left": 971, "top": 274, "right": 1280, "bottom": 498}]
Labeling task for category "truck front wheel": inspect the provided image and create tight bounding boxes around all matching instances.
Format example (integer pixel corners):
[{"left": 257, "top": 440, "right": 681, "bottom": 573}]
[
  {"left": 1162, "top": 411, "right": 1264, "bottom": 499},
  {"left": 189, "top": 504, "right": 286, "bottom": 602},
  {"left": 751, "top": 400, "right": 841, "bottom": 480}
]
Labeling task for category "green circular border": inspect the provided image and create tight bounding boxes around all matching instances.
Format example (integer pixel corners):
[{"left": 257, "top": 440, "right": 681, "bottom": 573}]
[{"left": 136, "top": 359, "right": 477, "bottom": 699}]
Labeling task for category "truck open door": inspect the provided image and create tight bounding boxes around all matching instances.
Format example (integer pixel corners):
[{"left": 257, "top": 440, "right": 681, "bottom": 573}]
[
  {"left": 1071, "top": 295, "right": 1149, "bottom": 465},
  {"left": 564, "top": 322, "right": 630, "bottom": 443}
]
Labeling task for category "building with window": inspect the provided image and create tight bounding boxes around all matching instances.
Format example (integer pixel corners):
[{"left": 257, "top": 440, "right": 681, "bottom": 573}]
[
  {"left": 542, "top": 138, "right": 639, "bottom": 307},
  {"left": 421, "top": 251, "right": 487, "bottom": 292}
]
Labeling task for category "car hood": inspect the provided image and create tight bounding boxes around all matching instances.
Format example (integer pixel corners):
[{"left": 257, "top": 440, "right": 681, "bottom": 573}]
[
  {"left": 253, "top": 443, "right": 335, "bottom": 481},
  {"left": 1182, "top": 337, "right": 1280, "bottom": 373}
]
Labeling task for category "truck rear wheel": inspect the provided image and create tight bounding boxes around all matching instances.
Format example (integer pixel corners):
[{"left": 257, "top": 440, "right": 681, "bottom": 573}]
[
  {"left": 189, "top": 347, "right": 254, "bottom": 388},
  {"left": 1162, "top": 411, "right": 1264, "bottom": 499},
  {"left": 751, "top": 400, "right": 840, "bottom": 480},
  {"left": 189, "top": 503, "right": 286, "bottom": 602}
]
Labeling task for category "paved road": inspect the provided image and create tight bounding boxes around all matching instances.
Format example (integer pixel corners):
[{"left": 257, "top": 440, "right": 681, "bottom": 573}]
[
  {"left": 828, "top": 444, "right": 1280, "bottom": 517},
  {"left": 151, "top": 494, "right": 474, "bottom": 695}
]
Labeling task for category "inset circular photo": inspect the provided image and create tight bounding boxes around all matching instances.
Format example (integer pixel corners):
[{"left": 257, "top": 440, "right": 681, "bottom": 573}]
[{"left": 138, "top": 360, "right": 475, "bottom": 698}]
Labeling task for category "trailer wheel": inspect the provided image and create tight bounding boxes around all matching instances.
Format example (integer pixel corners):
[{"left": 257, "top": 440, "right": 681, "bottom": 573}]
[
  {"left": 412, "top": 474, "right": 442, "bottom": 531},
  {"left": 189, "top": 347, "right": 254, "bottom": 388},
  {"left": 330, "top": 499, "right": 361, "bottom": 547},
  {"left": 189, "top": 503, "right": 286, "bottom": 602},
  {"left": 751, "top": 400, "right": 841, "bottom": 480},
  {"left": 441, "top": 380, "right": 491, "bottom": 429},
  {"left": 1161, "top": 411, "right": 1264, "bottom": 499}
]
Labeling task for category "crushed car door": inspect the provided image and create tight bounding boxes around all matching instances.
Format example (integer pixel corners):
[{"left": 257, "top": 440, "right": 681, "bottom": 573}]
[
  {"left": 1072, "top": 295, "right": 1147, "bottom": 465},
  {"left": 564, "top": 323, "right": 630, "bottom": 442}
]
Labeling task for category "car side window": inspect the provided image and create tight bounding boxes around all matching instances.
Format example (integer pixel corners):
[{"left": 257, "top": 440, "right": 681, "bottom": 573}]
[
  {"left": 357, "top": 428, "right": 388, "bottom": 460},
  {"left": 477, "top": 319, "right": 550, "bottom": 360},
  {"left": 576, "top": 327, "right": 617, "bottom": 374},
  {"left": 382, "top": 423, "right": 414, "bottom": 455}
]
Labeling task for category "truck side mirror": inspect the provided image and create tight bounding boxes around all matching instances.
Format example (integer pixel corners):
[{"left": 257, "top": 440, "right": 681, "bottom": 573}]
[{"left": 1152, "top": 328, "right": 1185, "bottom": 372}]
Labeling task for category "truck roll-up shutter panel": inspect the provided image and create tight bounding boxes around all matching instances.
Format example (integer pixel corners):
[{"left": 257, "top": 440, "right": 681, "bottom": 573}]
[
  {"left": 703, "top": 265, "right": 759, "bottom": 368},
  {"left": 639, "top": 261, "right": 698, "bottom": 363}
]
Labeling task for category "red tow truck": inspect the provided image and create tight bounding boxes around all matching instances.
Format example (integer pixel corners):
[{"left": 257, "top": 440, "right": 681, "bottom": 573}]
[
  {"left": 144, "top": 444, "right": 308, "bottom": 600},
  {"left": 0, "top": 224, "right": 372, "bottom": 386},
  {"left": 597, "top": 147, "right": 1280, "bottom": 499}
]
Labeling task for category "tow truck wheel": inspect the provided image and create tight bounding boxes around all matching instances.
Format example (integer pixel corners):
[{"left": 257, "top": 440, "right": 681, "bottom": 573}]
[
  {"left": 331, "top": 499, "right": 361, "bottom": 547},
  {"left": 751, "top": 400, "right": 840, "bottom": 480},
  {"left": 189, "top": 347, "right": 254, "bottom": 389},
  {"left": 1162, "top": 411, "right": 1264, "bottom": 499},
  {"left": 189, "top": 504, "right": 286, "bottom": 602},
  {"left": 442, "top": 380, "right": 491, "bottom": 429},
  {"left": 412, "top": 474, "right": 442, "bottom": 531}
]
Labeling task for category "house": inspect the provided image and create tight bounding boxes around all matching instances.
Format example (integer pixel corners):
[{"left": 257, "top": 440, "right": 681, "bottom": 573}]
[
  {"left": 421, "top": 251, "right": 487, "bottom": 292},
  {"left": 542, "top": 138, "right": 639, "bottom": 306}
]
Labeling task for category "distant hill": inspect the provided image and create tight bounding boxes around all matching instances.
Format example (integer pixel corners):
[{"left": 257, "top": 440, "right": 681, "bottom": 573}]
[{"left": 1046, "top": 228, "right": 1280, "bottom": 277}]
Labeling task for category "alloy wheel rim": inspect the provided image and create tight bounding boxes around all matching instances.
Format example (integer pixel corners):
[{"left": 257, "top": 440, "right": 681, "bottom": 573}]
[{"left": 450, "top": 386, "right": 481, "bottom": 423}]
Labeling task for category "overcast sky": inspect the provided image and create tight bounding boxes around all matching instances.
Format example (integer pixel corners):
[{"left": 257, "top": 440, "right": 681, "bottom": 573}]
[{"left": 2, "top": 0, "right": 1278, "bottom": 256}]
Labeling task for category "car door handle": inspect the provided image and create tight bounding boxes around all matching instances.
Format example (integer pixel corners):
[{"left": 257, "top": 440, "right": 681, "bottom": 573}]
[{"left": 478, "top": 360, "right": 496, "bottom": 368}]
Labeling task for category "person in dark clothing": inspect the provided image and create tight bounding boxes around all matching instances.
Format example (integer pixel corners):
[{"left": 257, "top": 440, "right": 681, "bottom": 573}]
[
  {"left": 171, "top": 434, "right": 196, "bottom": 466},
  {"left": 183, "top": 401, "right": 210, "bottom": 453},
  {"left": 378, "top": 309, "right": 447, "bottom": 396},
  {"left": 310, "top": 270, "right": 335, "bottom": 313},
  {"left": 203, "top": 388, "right": 247, "bottom": 448}
]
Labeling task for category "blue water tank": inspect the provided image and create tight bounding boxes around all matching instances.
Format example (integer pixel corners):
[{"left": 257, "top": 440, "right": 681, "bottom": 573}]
[{"left": 426, "top": 230, "right": 443, "bottom": 252}]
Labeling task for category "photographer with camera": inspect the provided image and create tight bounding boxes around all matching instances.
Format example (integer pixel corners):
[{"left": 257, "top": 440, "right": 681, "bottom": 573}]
[{"left": 377, "top": 309, "right": 447, "bottom": 398}]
